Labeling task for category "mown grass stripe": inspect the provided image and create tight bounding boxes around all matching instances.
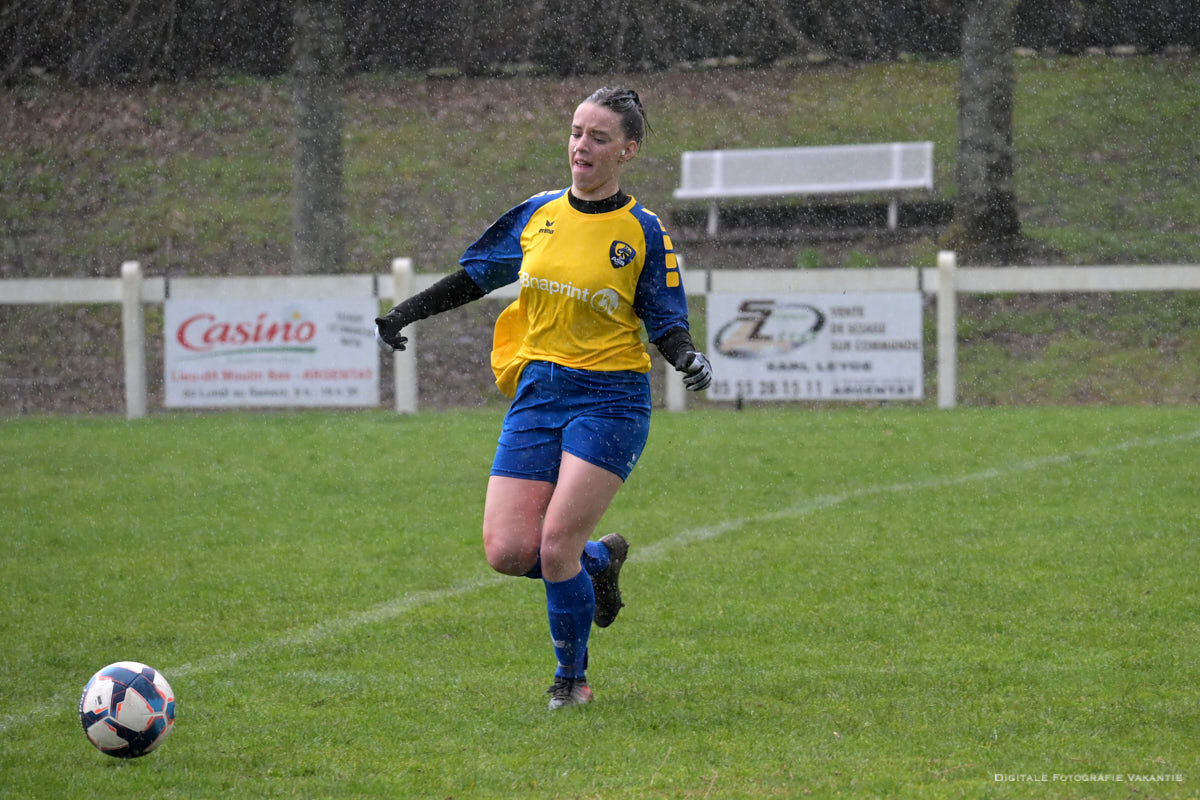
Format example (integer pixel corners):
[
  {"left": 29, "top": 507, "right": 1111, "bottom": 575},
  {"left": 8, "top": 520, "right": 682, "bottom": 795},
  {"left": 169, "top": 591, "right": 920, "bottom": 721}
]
[{"left": 5, "top": 424, "right": 1193, "bottom": 737}]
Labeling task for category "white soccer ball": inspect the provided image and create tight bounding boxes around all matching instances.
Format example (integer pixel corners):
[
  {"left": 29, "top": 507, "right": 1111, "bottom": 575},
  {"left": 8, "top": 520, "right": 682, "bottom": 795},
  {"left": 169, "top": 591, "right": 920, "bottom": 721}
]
[{"left": 79, "top": 661, "right": 176, "bottom": 758}]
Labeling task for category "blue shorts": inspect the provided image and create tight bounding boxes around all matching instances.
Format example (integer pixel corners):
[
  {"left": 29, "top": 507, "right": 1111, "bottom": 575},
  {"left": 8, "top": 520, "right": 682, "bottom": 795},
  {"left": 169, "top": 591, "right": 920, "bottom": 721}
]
[{"left": 492, "top": 361, "right": 652, "bottom": 483}]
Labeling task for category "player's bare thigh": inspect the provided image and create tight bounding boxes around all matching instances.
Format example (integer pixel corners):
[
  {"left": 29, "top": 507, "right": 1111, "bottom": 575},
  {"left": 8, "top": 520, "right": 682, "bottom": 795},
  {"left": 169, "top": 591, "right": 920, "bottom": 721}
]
[
  {"left": 482, "top": 453, "right": 623, "bottom": 581},
  {"left": 482, "top": 474, "right": 554, "bottom": 576},
  {"left": 539, "top": 453, "right": 623, "bottom": 581}
]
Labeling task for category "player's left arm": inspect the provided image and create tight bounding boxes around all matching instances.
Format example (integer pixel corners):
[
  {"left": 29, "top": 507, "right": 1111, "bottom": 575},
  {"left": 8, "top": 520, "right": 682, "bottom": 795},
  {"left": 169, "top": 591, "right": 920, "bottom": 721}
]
[
  {"left": 632, "top": 214, "right": 713, "bottom": 391},
  {"left": 652, "top": 327, "right": 712, "bottom": 391}
]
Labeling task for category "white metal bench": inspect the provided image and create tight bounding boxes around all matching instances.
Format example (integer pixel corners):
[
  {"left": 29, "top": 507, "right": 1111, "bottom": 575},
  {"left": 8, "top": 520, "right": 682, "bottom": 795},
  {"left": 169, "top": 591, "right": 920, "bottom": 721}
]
[{"left": 673, "top": 142, "right": 934, "bottom": 234}]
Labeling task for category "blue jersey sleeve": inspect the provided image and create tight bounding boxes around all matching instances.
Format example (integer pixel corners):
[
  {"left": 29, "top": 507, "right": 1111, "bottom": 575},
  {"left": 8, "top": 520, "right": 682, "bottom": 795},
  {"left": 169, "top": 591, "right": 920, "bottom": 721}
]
[
  {"left": 460, "top": 191, "right": 563, "bottom": 293},
  {"left": 632, "top": 206, "right": 690, "bottom": 341}
]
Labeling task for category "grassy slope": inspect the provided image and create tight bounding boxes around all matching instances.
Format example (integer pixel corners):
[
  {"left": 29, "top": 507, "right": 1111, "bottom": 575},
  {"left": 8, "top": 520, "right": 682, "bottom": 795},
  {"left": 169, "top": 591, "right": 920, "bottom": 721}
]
[{"left": 1, "top": 56, "right": 1198, "bottom": 409}]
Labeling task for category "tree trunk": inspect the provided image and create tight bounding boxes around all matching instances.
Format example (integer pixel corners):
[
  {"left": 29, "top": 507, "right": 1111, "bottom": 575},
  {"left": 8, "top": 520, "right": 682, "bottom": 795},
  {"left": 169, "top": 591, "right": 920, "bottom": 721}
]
[
  {"left": 953, "top": 0, "right": 1022, "bottom": 259},
  {"left": 292, "top": 2, "right": 346, "bottom": 274}
]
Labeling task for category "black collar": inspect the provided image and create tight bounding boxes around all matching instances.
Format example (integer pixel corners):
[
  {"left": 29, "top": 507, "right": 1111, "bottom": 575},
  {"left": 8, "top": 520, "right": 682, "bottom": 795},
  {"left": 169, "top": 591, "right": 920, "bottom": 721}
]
[{"left": 568, "top": 190, "right": 629, "bottom": 214}]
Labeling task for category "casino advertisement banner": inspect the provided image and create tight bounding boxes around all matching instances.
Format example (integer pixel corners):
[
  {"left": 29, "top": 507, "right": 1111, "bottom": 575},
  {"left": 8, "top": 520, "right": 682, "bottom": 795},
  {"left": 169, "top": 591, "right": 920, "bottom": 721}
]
[
  {"left": 164, "top": 298, "right": 379, "bottom": 408},
  {"left": 706, "top": 292, "right": 923, "bottom": 401}
]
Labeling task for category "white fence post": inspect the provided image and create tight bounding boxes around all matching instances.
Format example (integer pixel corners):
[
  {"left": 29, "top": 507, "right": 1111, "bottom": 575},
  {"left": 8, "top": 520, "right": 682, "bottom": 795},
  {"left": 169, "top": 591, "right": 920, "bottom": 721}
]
[
  {"left": 665, "top": 256, "right": 690, "bottom": 412},
  {"left": 937, "top": 250, "right": 957, "bottom": 409},
  {"left": 121, "top": 260, "right": 147, "bottom": 419},
  {"left": 391, "top": 257, "right": 417, "bottom": 414},
  {"left": 664, "top": 356, "right": 687, "bottom": 411}
]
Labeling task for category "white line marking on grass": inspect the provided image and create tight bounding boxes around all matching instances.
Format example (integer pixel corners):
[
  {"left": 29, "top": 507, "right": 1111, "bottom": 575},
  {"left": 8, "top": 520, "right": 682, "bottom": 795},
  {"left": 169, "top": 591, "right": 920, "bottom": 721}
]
[
  {"left": 0, "top": 574, "right": 506, "bottom": 734},
  {"left": 4, "top": 427, "right": 1196, "bottom": 734},
  {"left": 634, "top": 427, "right": 1200, "bottom": 564},
  {"left": 168, "top": 573, "right": 508, "bottom": 679}
]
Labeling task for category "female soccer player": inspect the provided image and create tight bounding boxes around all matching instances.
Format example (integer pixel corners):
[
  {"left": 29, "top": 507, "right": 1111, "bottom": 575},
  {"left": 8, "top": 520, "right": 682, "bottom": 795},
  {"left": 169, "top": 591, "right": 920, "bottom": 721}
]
[{"left": 376, "top": 87, "right": 711, "bottom": 709}]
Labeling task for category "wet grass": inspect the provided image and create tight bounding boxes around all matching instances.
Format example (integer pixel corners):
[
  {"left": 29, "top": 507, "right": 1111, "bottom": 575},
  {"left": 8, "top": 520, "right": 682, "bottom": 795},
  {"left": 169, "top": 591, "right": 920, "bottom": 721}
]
[{"left": 1, "top": 407, "right": 1198, "bottom": 798}]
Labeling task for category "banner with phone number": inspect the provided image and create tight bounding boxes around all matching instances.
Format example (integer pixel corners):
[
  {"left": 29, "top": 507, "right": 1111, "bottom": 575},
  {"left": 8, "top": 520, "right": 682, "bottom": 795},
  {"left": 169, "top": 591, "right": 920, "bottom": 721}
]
[
  {"left": 164, "top": 297, "right": 378, "bottom": 408},
  {"left": 705, "top": 291, "right": 923, "bottom": 401}
]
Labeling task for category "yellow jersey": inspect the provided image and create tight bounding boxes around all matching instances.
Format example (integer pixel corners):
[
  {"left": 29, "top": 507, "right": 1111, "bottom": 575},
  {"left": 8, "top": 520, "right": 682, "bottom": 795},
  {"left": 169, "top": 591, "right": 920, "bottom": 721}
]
[{"left": 462, "top": 189, "right": 690, "bottom": 396}]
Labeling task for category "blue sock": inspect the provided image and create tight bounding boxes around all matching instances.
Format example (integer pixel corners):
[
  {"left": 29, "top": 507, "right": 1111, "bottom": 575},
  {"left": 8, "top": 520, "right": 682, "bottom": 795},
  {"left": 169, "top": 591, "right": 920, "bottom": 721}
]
[
  {"left": 544, "top": 570, "right": 595, "bottom": 680},
  {"left": 580, "top": 540, "right": 610, "bottom": 576},
  {"left": 526, "top": 542, "right": 609, "bottom": 580}
]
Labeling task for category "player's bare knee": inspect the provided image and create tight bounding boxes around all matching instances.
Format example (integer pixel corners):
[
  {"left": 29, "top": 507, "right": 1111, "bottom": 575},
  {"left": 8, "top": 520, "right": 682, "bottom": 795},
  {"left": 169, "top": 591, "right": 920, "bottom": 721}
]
[
  {"left": 483, "top": 533, "right": 538, "bottom": 576},
  {"left": 536, "top": 534, "right": 582, "bottom": 578}
]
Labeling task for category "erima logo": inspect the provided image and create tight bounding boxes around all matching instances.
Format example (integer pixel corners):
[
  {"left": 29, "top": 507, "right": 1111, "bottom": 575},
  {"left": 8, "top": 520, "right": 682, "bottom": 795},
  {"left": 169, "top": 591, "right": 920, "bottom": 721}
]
[
  {"left": 538, "top": 219, "right": 556, "bottom": 235},
  {"left": 609, "top": 240, "right": 636, "bottom": 268}
]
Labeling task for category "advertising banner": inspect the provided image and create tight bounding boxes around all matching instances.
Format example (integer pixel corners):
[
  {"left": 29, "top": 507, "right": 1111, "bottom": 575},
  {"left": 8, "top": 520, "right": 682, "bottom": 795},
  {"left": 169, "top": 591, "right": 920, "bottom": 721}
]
[
  {"left": 706, "top": 292, "right": 923, "bottom": 401},
  {"left": 164, "top": 298, "right": 379, "bottom": 408}
]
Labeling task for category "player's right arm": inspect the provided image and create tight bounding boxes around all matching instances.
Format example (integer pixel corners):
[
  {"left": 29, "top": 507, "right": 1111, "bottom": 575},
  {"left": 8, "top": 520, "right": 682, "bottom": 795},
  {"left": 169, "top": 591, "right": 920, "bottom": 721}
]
[
  {"left": 375, "top": 270, "right": 487, "bottom": 351},
  {"left": 375, "top": 193, "right": 555, "bottom": 352}
]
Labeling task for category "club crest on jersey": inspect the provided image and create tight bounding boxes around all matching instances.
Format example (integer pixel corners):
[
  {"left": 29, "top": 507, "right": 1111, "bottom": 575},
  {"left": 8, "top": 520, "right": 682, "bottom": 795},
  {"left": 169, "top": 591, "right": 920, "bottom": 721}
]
[{"left": 609, "top": 241, "right": 636, "bottom": 268}]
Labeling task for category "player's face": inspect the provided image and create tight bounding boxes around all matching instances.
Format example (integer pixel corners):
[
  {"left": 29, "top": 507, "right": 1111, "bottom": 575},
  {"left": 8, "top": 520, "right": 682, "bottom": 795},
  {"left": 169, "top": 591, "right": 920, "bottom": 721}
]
[{"left": 569, "top": 102, "right": 636, "bottom": 201}]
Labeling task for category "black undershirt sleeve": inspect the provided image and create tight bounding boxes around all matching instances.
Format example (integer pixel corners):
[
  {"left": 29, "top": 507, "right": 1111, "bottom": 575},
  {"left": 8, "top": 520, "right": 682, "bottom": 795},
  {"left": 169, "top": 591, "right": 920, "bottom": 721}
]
[
  {"left": 652, "top": 326, "right": 699, "bottom": 370},
  {"left": 379, "top": 269, "right": 486, "bottom": 328}
]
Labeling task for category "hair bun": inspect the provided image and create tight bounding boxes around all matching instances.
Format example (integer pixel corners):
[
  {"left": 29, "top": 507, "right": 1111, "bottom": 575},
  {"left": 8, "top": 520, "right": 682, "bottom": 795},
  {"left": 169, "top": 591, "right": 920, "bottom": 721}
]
[{"left": 583, "top": 86, "right": 651, "bottom": 145}]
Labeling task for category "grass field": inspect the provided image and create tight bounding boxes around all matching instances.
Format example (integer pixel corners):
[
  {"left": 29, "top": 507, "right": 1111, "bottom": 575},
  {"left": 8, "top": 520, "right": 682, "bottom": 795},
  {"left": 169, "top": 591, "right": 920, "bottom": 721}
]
[{"left": 2, "top": 406, "right": 1198, "bottom": 798}]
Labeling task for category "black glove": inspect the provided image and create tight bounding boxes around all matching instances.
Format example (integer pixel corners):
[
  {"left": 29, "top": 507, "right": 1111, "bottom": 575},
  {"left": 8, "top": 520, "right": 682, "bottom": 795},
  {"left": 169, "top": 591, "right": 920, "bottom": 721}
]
[
  {"left": 374, "top": 311, "right": 408, "bottom": 352},
  {"left": 653, "top": 327, "right": 713, "bottom": 392},
  {"left": 681, "top": 351, "right": 712, "bottom": 392}
]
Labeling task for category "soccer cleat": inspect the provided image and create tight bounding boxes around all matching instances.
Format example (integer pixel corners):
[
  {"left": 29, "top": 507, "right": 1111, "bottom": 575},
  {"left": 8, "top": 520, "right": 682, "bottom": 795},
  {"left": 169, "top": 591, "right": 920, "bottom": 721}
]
[
  {"left": 591, "top": 533, "right": 629, "bottom": 628},
  {"left": 547, "top": 677, "right": 593, "bottom": 710}
]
